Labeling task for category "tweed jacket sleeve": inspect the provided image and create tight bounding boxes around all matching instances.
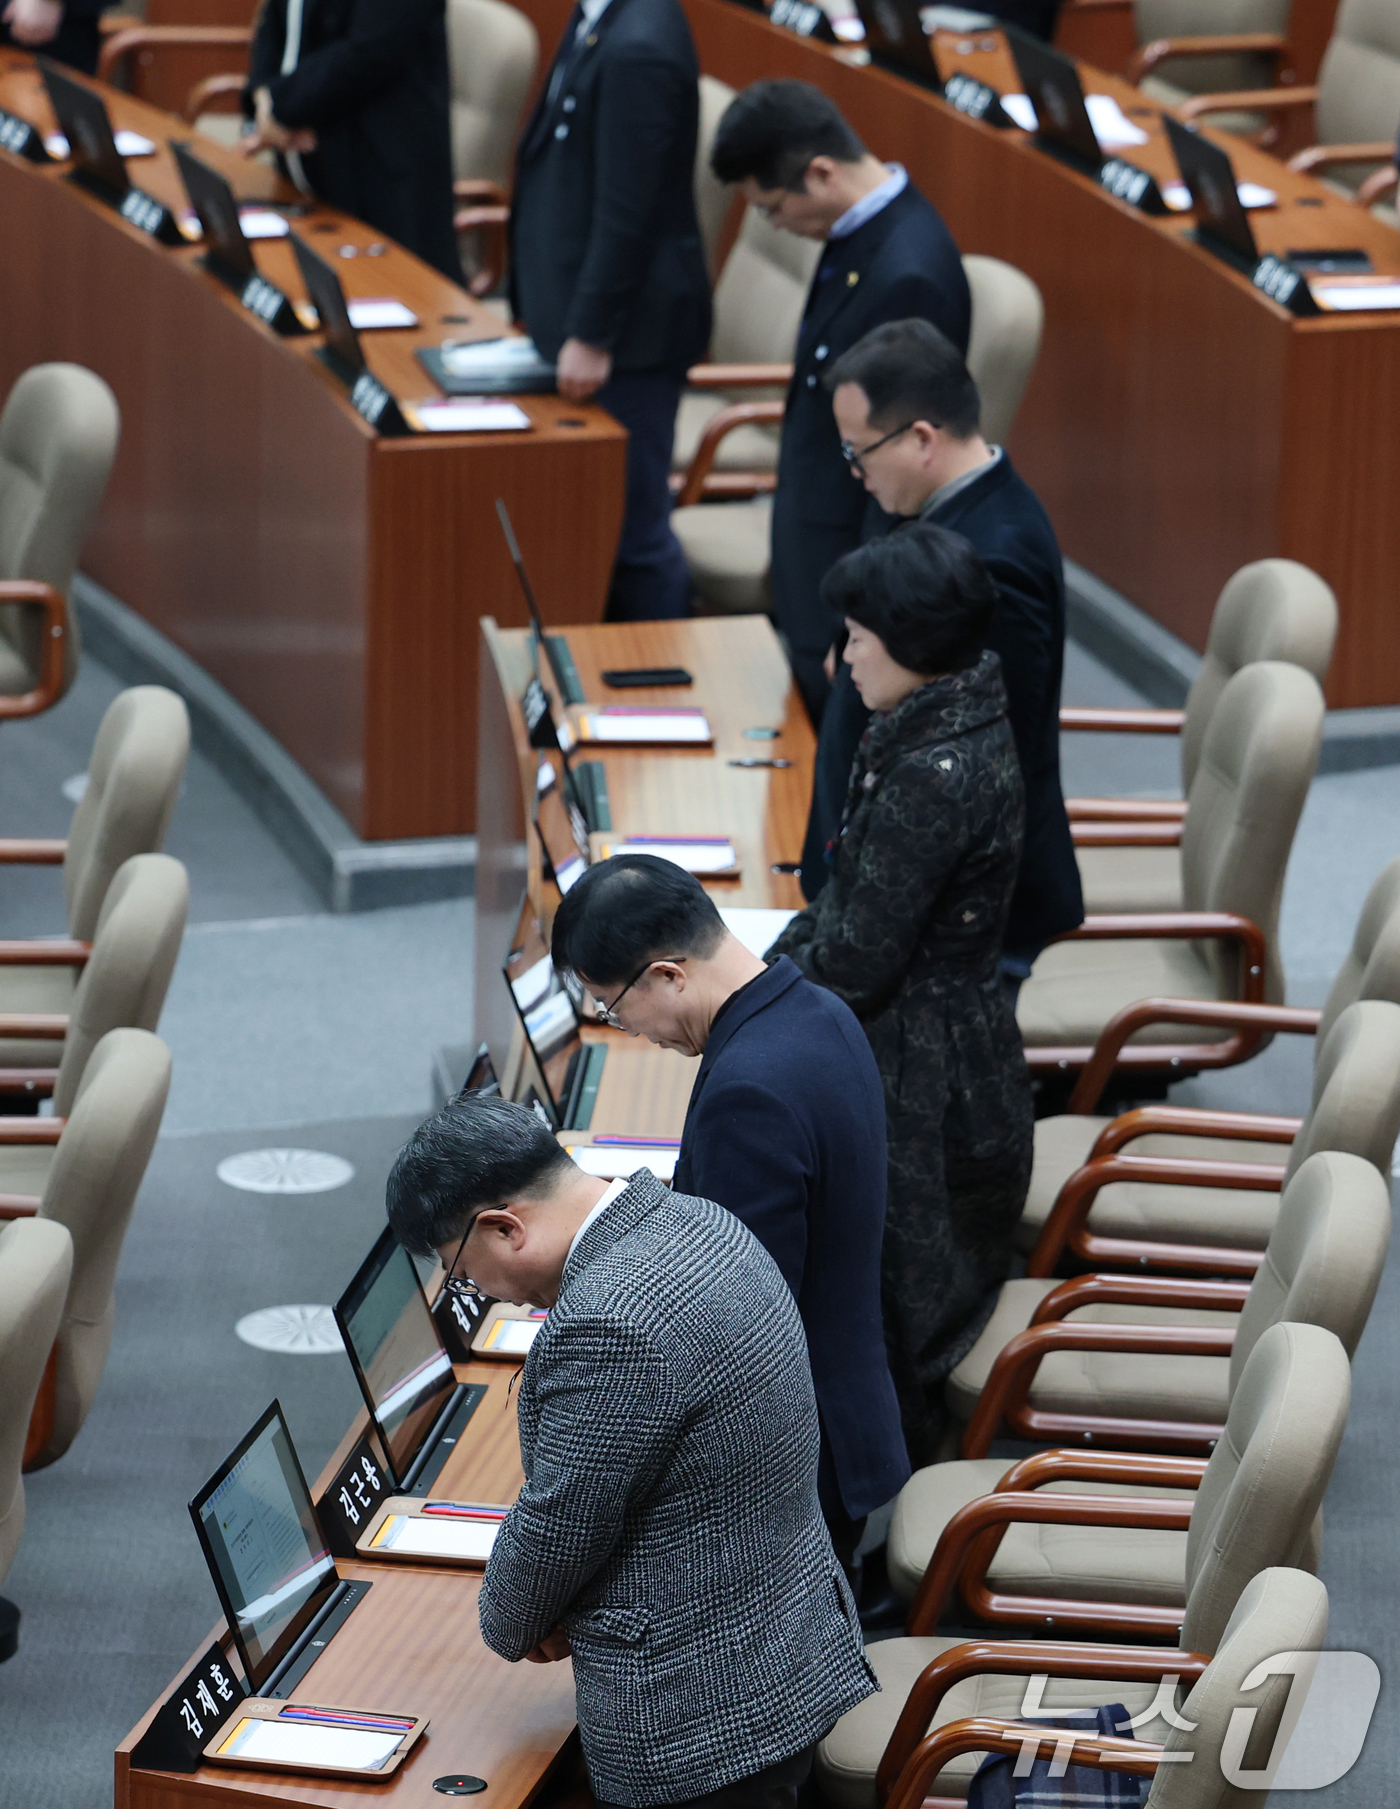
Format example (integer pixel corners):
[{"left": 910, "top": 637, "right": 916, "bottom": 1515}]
[{"left": 478, "top": 1313, "right": 686, "bottom": 1662}]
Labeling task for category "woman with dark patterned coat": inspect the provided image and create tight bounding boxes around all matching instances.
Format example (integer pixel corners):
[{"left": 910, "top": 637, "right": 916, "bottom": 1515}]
[{"left": 770, "top": 522, "right": 1033, "bottom": 1464}]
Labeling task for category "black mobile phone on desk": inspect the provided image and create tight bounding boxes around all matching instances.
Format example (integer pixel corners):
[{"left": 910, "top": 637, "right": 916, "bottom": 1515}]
[
  {"left": 601, "top": 666, "right": 694, "bottom": 688},
  {"left": 1285, "top": 249, "right": 1374, "bottom": 274}
]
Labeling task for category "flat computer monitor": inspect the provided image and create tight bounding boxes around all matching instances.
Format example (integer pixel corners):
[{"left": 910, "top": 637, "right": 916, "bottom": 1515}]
[
  {"left": 335, "top": 1228, "right": 481, "bottom": 1489},
  {"left": 850, "top": 0, "right": 944, "bottom": 87},
  {"left": 1162, "top": 114, "right": 1258, "bottom": 268},
  {"left": 38, "top": 58, "right": 129, "bottom": 198},
  {"left": 189, "top": 1401, "right": 343, "bottom": 1692},
  {"left": 503, "top": 891, "right": 600, "bottom": 1127},
  {"left": 290, "top": 230, "right": 366, "bottom": 379},
  {"left": 1005, "top": 29, "right": 1102, "bottom": 168},
  {"left": 170, "top": 139, "right": 255, "bottom": 284},
  {"left": 495, "top": 498, "right": 582, "bottom": 704},
  {"left": 535, "top": 780, "right": 590, "bottom": 895},
  {"left": 460, "top": 1042, "right": 500, "bottom": 1097}
]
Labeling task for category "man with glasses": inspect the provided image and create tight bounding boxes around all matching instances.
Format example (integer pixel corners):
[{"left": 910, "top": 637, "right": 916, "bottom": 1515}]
[
  {"left": 550, "top": 854, "right": 909, "bottom": 1581},
  {"left": 386, "top": 1093, "right": 875, "bottom": 1809},
  {"left": 710, "top": 80, "right": 969, "bottom": 720}
]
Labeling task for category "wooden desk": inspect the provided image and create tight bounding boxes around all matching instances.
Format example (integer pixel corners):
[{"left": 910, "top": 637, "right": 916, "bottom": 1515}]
[
  {"left": 0, "top": 54, "right": 627, "bottom": 838},
  {"left": 475, "top": 614, "right": 812, "bottom": 1125}
]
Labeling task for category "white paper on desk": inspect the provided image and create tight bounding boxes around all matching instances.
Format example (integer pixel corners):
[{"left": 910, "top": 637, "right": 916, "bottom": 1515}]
[
  {"left": 608, "top": 837, "right": 737, "bottom": 873},
  {"left": 347, "top": 298, "right": 419, "bottom": 329},
  {"left": 1312, "top": 281, "right": 1400, "bottom": 311},
  {"left": 379, "top": 1514, "right": 499, "bottom": 1560},
  {"left": 440, "top": 335, "right": 553, "bottom": 379},
  {"left": 414, "top": 400, "right": 532, "bottom": 432},
  {"left": 582, "top": 710, "right": 713, "bottom": 744},
  {"left": 1162, "top": 179, "right": 1277, "bottom": 213},
  {"left": 1001, "top": 93, "right": 1148, "bottom": 147},
  {"left": 238, "top": 208, "right": 291, "bottom": 239},
  {"left": 216, "top": 1719, "right": 400, "bottom": 1770},
  {"left": 719, "top": 907, "right": 798, "bottom": 959},
  {"left": 48, "top": 129, "right": 159, "bottom": 158},
  {"left": 573, "top": 1146, "right": 679, "bottom": 1181},
  {"left": 483, "top": 1317, "right": 544, "bottom": 1354}
]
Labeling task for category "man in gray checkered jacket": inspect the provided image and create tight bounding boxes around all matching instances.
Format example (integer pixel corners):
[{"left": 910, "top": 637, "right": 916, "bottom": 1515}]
[{"left": 387, "top": 1093, "right": 877, "bottom": 1809}]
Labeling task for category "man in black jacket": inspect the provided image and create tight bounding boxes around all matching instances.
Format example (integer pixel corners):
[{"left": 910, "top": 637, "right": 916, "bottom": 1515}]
[
  {"left": 510, "top": 0, "right": 711, "bottom": 620},
  {"left": 550, "top": 854, "right": 910, "bottom": 1570},
  {"left": 811, "top": 319, "right": 1082, "bottom": 978},
  {"left": 710, "top": 81, "right": 969, "bottom": 719},
  {"left": 243, "top": 0, "right": 458, "bottom": 279}
]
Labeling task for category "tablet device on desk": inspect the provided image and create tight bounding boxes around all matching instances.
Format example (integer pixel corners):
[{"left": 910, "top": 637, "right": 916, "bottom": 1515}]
[
  {"left": 1004, "top": 30, "right": 1102, "bottom": 168},
  {"left": 504, "top": 892, "right": 605, "bottom": 1130},
  {"left": 38, "top": 59, "right": 130, "bottom": 197},
  {"left": 171, "top": 139, "right": 256, "bottom": 282},
  {"left": 496, "top": 498, "right": 585, "bottom": 704},
  {"left": 850, "top": 0, "right": 944, "bottom": 88},
  {"left": 189, "top": 1401, "right": 371, "bottom": 1697},
  {"left": 334, "top": 1228, "right": 488, "bottom": 1494},
  {"left": 291, "top": 230, "right": 370, "bottom": 383},
  {"left": 460, "top": 1041, "right": 500, "bottom": 1097},
  {"left": 1162, "top": 115, "right": 1259, "bottom": 270}
]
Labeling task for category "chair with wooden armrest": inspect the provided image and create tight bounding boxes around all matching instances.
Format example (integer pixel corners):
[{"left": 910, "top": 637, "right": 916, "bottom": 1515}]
[
  {"left": 1127, "top": 0, "right": 1296, "bottom": 140},
  {"left": 0, "top": 364, "right": 121, "bottom": 721},
  {"left": 814, "top": 1561, "right": 1325, "bottom": 1809},
  {"left": 0, "top": 1219, "right": 72, "bottom": 1613},
  {"left": 1064, "top": 559, "right": 1335, "bottom": 916},
  {"left": 446, "top": 0, "right": 537, "bottom": 294},
  {"left": 1020, "top": 662, "right": 1324, "bottom": 1071},
  {"left": 18, "top": 1028, "right": 171, "bottom": 1472},
  {"left": 1020, "top": 852, "right": 1400, "bottom": 1245},
  {"left": 1184, "top": 0, "right": 1400, "bottom": 191},
  {"left": 891, "top": 1322, "right": 1346, "bottom": 1651},
  {"left": 96, "top": 24, "right": 253, "bottom": 91}
]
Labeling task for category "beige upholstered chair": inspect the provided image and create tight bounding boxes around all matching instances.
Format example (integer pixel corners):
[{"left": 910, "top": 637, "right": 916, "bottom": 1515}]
[
  {"left": 0, "top": 688, "right": 189, "bottom": 1065},
  {"left": 1022, "top": 854, "right": 1400, "bottom": 1262},
  {"left": 0, "top": 1220, "right": 72, "bottom": 1589},
  {"left": 16, "top": 1028, "right": 171, "bottom": 1471},
  {"left": 1175, "top": 0, "right": 1400, "bottom": 197},
  {"left": 886, "top": 1319, "right": 1347, "bottom": 1654},
  {"left": 1018, "top": 661, "right": 1324, "bottom": 1071},
  {"left": 0, "top": 364, "right": 120, "bottom": 718},
  {"left": 817, "top": 1564, "right": 1327, "bottom": 1809},
  {"left": 1128, "top": 0, "right": 1296, "bottom": 137},
  {"left": 445, "top": 0, "right": 539, "bottom": 290},
  {"left": 672, "top": 253, "right": 1045, "bottom": 616},
  {"left": 1068, "top": 560, "right": 1337, "bottom": 916}
]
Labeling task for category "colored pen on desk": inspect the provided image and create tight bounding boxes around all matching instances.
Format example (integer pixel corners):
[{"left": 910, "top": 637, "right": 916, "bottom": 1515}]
[
  {"left": 728, "top": 757, "right": 792, "bottom": 768},
  {"left": 592, "top": 1135, "right": 681, "bottom": 1148},
  {"left": 277, "top": 1706, "right": 415, "bottom": 1733},
  {"left": 419, "top": 1502, "right": 509, "bottom": 1520}
]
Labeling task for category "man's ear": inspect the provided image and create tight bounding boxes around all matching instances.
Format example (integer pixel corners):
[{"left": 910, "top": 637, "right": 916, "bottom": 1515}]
[
  {"left": 803, "top": 155, "right": 837, "bottom": 192},
  {"left": 474, "top": 1207, "right": 528, "bottom": 1248},
  {"left": 910, "top": 419, "right": 943, "bottom": 457}
]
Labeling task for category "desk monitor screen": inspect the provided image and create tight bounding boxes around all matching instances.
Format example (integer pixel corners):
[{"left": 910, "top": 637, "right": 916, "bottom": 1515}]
[
  {"left": 850, "top": 0, "right": 943, "bottom": 86},
  {"left": 1005, "top": 30, "right": 1102, "bottom": 168},
  {"left": 1163, "top": 114, "right": 1258, "bottom": 268},
  {"left": 38, "top": 59, "right": 129, "bottom": 198},
  {"left": 335, "top": 1229, "right": 459, "bottom": 1487},
  {"left": 536, "top": 784, "right": 590, "bottom": 895},
  {"left": 461, "top": 1042, "right": 500, "bottom": 1097},
  {"left": 189, "top": 1401, "right": 339, "bottom": 1691},
  {"left": 171, "top": 139, "right": 255, "bottom": 283},
  {"left": 496, "top": 498, "right": 579, "bottom": 704},
  {"left": 503, "top": 892, "right": 586, "bottom": 1125},
  {"left": 291, "top": 231, "right": 366, "bottom": 379}
]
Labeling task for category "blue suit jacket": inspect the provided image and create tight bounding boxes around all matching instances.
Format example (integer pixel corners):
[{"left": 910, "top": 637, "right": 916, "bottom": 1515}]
[{"left": 671, "top": 956, "right": 909, "bottom": 1521}]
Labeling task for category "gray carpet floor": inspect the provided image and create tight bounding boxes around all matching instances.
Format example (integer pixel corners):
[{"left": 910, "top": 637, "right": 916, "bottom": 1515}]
[{"left": 0, "top": 638, "right": 1393, "bottom": 1806}]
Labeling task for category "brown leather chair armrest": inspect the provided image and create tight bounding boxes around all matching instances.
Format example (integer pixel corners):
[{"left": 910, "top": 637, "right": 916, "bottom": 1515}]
[
  {"left": 0, "top": 940, "right": 89, "bottom": 965},
  {"left": 182, "top": 73, "right": 249, "bottom": 125},
  {"left": 1087, "top": 1103, "right": 1302, "bottom": 1158},
  {"left": 98, "top": 25, "right": 253, "bottom": 87},
  {"left": 994, "top": 1447, "right": 1212, "bottom": 1490},
  {"left": 1071, "top": 821, "right": 1182, "bottom": 846},
  {"left": 0, "top": 583, "right": 68, "bottom": 720},
  {"left": 0, "top": 1195, "right": 43, "bottom": 1219},
  {"left": 1059, "top": 705, "right": 1185, "bottom": 733},
  {"left": 0, "top": 1014, "right": 68, "bottom": 1040},
  {"left": 0, "top": 1119, "right": 64, "bottom": 1145},
  {"left": 887, "top": 1716, "right": 1165, "bottom": 1809},
  {"left": 1068, "top": 996, "right": 1320, "bottom": 1112},
  {"left": 0, "top": 841, "right": 66, "bottom": 865},
  {"left": 1065, "top": 797, "right": 1187, "bottom": 822},
  {"left": 453, "top": 204, "right": 510, "bottom": 296},
  {"left": 453, "top": 178, "right": 508, "bottom": 205},
  {"left": 1357, "top": 162, "right": 1400, "bottom": 205},
  {"left": 960, "top": 1317, "right": 1236, "bottom": 1459},
  {"left": 1128, "top": 30, "right": 1288, "bottom": 84},
  {"left": 1051, "top": 912, "right": 1266, "bottom": 988},
  {"left": 685, "top": 362, "right": 794, "bottom": 389},
  {"left": 1285, "top": 139, "right": 1396, "bottom": 175},
  {"left": 1177, "top": 84, "right": 1318, "bottom": 122},
  {"left": 1027, "top": 1152, "right": 1284, "bottom": 1279},
  {"left": 675, "top": 400, "right": 787, "bottom": 507},
  {"left": 1027, "top": 1271, "right": 1252, "bottom": 1323}
]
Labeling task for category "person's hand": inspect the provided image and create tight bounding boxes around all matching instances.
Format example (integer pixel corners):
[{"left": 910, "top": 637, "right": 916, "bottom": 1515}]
[
  {"left": 823, "top": 642, "right": 839, "bottom": 684},
  {"left": 2, "top": 0, "right": 62, "bottom": 45},
  {"left": 241, "top": 85, "right": 317, "bottom": 157},
  {"left": 556, "top": 338, "right": 612, "bottom": 402},
  {"left": 523, "top": 1626, "right": 572, "bottom": 1663}
]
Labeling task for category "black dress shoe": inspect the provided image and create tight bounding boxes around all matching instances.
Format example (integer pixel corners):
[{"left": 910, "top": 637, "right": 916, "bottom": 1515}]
[{"left": 0, "top": 1596, "right": 20, "bottom": 1662}]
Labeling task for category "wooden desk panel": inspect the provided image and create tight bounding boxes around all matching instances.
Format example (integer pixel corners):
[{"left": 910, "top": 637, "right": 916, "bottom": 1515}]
[{"left": 0, "top": 54, "right": 627, "bottom": 838}]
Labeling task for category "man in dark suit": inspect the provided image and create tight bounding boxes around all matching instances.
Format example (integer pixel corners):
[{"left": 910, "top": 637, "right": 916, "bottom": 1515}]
[
  {"left": 387, "top": 1097, "right": 875, "bottom": 1809},
  {"left": 711, "top": 81, "right": 970, "bottom": 719},
  {"left": 510, "top": 0, "right": 711, "bottom": 621},
  {"left": 0, "top": 0, "right": 103, "bottom": 73},
  {"left": 550, "top": 854, "right": 910, "bottom": 1570},
  {"left": 810, "top": 318, "right": 1083, "bottom": 979},
  {"left": 242, "top": 0, "right": 458, "bottom": 279}
]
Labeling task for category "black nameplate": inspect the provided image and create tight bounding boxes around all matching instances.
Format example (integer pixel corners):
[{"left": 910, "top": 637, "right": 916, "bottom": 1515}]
[
  {"left": 130, "top": 1639, "right": 247, "bottom": 1773},
  {"left": 1098, "top": 156, "right": 1167, "bottom": 215},
  {"left": 236, "top": 269, "right": 303, "bottom": 336},
  {"left": 433, "top": 1281, "right": 487, "bottom": 1362},
  {"left": 943, "top": 73, "right": 1014, "bottom": 128},
  {"left": 769, "top": 0, "right": 837, "bottom": 40},
  {"left": 1251, "top": 253, "right": 1321, "bottom": 316},
  {"left": 316, "top": 1430, "right": 393, "bottom": 1558},
  {"left": 118, "top": 186, "right": 184, "bottom": 245},
  {"left": 522, "top": 676, "right": 562, "bottom": 751},
  {"left": 349, "top": 369, "right": 411, "bottom": 434},
  {"left": 0, "top": 108, "right": 49, "bottom": 161}
]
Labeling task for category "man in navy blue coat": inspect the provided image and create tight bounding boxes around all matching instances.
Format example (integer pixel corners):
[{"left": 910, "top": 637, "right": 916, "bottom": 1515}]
[
  {"left": 711, "top": 81, "right": 970, "bottom": 721},
  {"left": 551, "top": 854, "right": 909, "bottom": 1567}
]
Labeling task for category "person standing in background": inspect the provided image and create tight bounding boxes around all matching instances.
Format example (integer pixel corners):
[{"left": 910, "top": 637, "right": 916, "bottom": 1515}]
[
  {"left": 710, "top": 80, "right": 970, "bottom": 721},
  {"left": 242, "top": 0, "right": 459, "bottom": 281},
  {"left": 1, "top": 0, "right": 104, "bottom": 74},
  {"left": 509, "top": 0, "right": 711, "bottom": 621}
]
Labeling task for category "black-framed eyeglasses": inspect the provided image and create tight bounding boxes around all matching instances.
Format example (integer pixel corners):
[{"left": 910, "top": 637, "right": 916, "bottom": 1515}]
[
  {"left": 592, "top": 956, "right": 686, "bottom": 1030},
  {"left": 839, "top": 421, "right": 919, "bottom": 477},
  {"left": 442, "top": 1217, "right": 489, "bottom": 1310}
]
